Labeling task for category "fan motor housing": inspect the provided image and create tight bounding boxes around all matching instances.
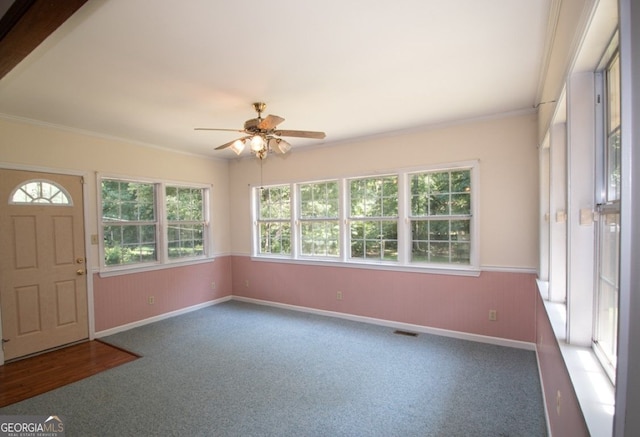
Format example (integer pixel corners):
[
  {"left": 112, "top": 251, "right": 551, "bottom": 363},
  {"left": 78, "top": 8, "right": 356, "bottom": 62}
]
[{"left": 244, "top": 118, "right": 262, "bottom": 131}]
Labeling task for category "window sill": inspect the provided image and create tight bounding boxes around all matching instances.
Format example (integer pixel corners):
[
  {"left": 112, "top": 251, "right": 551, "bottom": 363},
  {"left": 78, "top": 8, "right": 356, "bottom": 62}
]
[
  {"left": 537, "top": 280, "right": 615, "bottom": 437},
  {"left": 96, "top": 256, "right": 216, "bottom": 278},
  {"left": 250, "top": 256, "right": 481, "bottom": 277}
]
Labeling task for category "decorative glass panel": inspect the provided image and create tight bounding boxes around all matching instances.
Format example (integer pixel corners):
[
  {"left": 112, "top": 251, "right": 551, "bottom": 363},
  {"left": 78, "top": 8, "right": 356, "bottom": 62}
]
[{"left": 10, "top": 180, "right": 72, "bottom": 205}]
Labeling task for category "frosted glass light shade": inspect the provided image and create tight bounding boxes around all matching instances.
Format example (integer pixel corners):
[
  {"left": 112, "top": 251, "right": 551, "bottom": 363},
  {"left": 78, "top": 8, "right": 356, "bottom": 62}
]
[
  {"left": 271, "top": 138, "right": 292, "bottom": 154},
  {"left": 250, "top": 135, "right": 265, "bottom": 151},
  {"left": 230, "top": 139, "right": 245, "bottom": 155}
]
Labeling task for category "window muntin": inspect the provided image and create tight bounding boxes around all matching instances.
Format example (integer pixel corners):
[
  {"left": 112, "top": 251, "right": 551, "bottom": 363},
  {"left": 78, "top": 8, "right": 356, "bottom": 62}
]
[
  {"left": 258, "top": 185, "right": 291, "bottom": 255},
  {"left": 409, "top": 169, "right": 471, "bottom": 265},
  {"left": 10, "top": 180, "right": 72, "bottom": 205},
  {"left": 99, "top": 177, "right": 210, "bottom": 271},
  {"left": 102, "top": 180, "right": 157, "bottom": 266},
  {"left": 252, "top": 162, "right": 477, "bottom": 272},
  {"left": 299, "top": 181, "right": 340, "bottom": 257},
  {"left": 594, "top": 50, "right": 621, "bottom": 380},
  {"left": 166, "top": 186, "right": 205, "bottom": 259},
  {"left": 348, "top": 176, "right": 398, "bottom": 261}
]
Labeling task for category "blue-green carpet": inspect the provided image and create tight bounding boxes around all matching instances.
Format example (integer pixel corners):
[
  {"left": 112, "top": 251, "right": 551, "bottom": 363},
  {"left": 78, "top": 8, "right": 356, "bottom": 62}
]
[{"left": 0, "top": 301, "right": 547, "bottom": 436}]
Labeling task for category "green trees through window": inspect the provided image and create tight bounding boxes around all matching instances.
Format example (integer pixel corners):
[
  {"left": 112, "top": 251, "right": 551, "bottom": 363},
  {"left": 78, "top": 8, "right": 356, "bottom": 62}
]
[
  {"left": 349, "top": 176, "right": 398, "bottom": 261},
  {"left": 410, "top": 170, "right": 471, "bottom": 264},
  {"left": 101, "top": 178, "right": 207, "bottom": 268},
  {"left": 254, "top": 163, "right": 476, "bottom": 269}
]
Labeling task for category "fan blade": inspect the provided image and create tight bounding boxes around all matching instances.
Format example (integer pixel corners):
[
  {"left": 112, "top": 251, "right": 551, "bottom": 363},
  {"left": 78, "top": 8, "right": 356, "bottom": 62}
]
[
  {"left": 195, "top": 128, "right": 245, "bottom": 132},
  {"left": 257, "top": 114, "right": 285, "bottom": 130},
  {"left": 214, "top": 136, "right": 249, "bottom": 150},
  {"left": 274, "top": 129, "right": 326, "bottom": 139}
]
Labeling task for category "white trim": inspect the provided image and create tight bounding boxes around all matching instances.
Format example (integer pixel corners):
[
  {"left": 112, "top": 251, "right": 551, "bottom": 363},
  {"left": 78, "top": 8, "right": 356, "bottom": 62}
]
[
  {"left": 232, "top": 296, "right": 536, "bottom": 351},
  {"left": 538, "top": 282, "right": 615, "bottom": 437},
  {"left": 94, "top": 296, "right": 231, "bottom": 338},
  {"left": 96, "top": 256, "right": 216, "bottom": 278},
  {"left": 96, "top": 173, "right": 212, "bottom": 274},
  {"left": 249, "top": 255, "right": 482, "bottom": 277},
  {"left": 535, "top": 343, "right": 554, "bottom": 437},
  {"left": 480, "top": 265, "right": 538, "bottom": 274}
]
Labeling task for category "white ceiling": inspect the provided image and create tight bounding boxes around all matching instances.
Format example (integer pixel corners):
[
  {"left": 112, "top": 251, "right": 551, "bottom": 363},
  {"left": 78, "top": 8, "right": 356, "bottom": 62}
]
[{"left": 0, "top": 0, "right": 552, "bottom": 158}]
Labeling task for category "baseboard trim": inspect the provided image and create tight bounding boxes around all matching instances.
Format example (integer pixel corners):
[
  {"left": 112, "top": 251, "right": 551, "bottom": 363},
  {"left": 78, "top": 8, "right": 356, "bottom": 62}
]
[
  {"left": 232, "top": 296, "right": 536, "bottom": 351},
  {"left": 95, "top": 296, "right": 232, "bottom": 338}
]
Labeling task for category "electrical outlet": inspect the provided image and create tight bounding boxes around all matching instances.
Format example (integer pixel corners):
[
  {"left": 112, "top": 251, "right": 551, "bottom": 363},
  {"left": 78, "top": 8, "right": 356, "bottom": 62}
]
[
  {"left": 556, "top": 390, "right": 562, "bottom": 415},
  {"left": 337, "top": 291, "right": 343, "bottom": 300},
  {"left": 489, "top": 309, "right": 497, "bottom": 321},
  {"left": 148, "top": 296, "right": 155, "bottom": 305},
  {"left": 210, "top": 281, "right": 216, "bottom": 290},
  {"left": 245, "top": 280, "right": 249, "bottom": 288}
]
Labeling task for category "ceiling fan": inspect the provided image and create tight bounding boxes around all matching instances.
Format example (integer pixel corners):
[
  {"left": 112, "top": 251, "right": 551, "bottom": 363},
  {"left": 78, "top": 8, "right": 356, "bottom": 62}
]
[{"left": 195, "top": 102, "right": 326, "bottom": 159}]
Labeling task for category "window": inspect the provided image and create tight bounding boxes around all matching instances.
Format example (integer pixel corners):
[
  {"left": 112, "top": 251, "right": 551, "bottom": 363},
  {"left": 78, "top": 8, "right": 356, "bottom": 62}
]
[
  {"left": 299, "top": 181, "right": 340, "bottom": 257},
  {"left": 348, "top": 176, "right": 398, "bottom": 261},
  {"left": 100, "top": 177, "right": 210, "bottom": 270},
  {"left": 594, "top": 50, "right": 621, "bottom": 380},
  {"left": 252, "top": 161, "right": 477, "bottom": 272},
  {"left": 102, "top": 180, "right": 157, "bottom": 266},
  {"left": 166, "top": 186, "right": 205, "bottom": 259},
  {"left": 257, "top": 185, "right": 291, "bottom": 256},
  {"left": 409, "top": 169, "right": 471, "bottom": 264},
  {"left": 10, "top": 180, "right": 71, "bottom": 205}
]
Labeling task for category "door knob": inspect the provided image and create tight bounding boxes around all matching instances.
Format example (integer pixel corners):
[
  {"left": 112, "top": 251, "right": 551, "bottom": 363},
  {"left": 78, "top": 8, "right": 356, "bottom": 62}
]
[{"left": 76, "top": 269, "right": 85, "bottom": 275}]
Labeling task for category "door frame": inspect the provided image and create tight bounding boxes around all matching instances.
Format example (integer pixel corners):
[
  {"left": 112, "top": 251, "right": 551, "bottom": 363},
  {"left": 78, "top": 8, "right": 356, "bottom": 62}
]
[{"left": 0, "top": 163, "right": 95, "bottom": 365}]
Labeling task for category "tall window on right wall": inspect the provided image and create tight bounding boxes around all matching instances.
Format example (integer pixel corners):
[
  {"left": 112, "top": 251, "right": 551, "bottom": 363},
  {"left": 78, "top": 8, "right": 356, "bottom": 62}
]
[{"left": 594, "top": 46, "right": 621, "bottom": 383}]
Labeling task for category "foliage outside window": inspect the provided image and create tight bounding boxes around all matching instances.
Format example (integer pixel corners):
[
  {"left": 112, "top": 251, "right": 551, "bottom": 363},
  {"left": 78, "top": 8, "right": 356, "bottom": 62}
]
[
  {"left": 348, "top": 176, "right": 398, "bottom": 261},
  {"left": 102, "top": 180, "right": 157, "bottom": 266},
  {"left": 100, "top": 177, "right": 210, "bottom": 270},
  {"left": 252, "top": 162, "right": 477, "bottom": 272},
  {"left": 258, "top": 185, "right": 291, "bottom": 255},
  {"left": 410, "top": 170, "right": 471, "bottom": 264},
  {"left": 166, "top": 186, "right": 205, "bottom": 259},
  {"left": 299, "top": 181, "right": 340, "bottom": 257}
]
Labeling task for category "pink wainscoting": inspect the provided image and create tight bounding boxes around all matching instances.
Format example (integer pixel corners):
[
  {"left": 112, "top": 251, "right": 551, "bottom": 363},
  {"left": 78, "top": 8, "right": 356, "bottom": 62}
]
[
  {"left": 535, "top": 292, "right": 589, "bottom": 436},
  {"left": 93, "top": 258, "right": 232, "bottom": 332},
  {"left": 231, "top": 256, "right": 538, "bottom": 343}
]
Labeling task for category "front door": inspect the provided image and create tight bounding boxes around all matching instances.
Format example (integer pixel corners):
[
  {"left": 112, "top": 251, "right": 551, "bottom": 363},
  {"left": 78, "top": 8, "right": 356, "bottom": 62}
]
[{"left": 0, "top": 169, "right": 89, "bottom": 361}]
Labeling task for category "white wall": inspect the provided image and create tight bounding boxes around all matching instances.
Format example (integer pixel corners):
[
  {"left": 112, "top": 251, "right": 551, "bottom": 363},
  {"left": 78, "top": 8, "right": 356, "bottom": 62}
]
[
  {"left": 0, "top": 117, "right": 232, "bottom": 268},
  {"left": 228, "top": 112, "right": 539, "bottom": 270}
]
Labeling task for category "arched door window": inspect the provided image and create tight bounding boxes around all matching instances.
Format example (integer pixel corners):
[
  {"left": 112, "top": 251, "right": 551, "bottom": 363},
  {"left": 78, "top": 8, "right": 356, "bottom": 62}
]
[{"left": 9, "top": 180, "right": 73, "bottom": 205}]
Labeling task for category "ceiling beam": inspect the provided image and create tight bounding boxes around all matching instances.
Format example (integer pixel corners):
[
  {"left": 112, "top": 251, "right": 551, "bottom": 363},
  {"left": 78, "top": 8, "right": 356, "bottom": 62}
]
[{"left": 0, "top": 0, "right": 88, "bottom": 80}]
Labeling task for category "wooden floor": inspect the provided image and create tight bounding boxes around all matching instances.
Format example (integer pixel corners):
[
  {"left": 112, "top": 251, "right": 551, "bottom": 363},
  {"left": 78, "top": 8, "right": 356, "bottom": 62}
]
[{"left": 0, "top": 340, "right": 139, "bottom": 408}]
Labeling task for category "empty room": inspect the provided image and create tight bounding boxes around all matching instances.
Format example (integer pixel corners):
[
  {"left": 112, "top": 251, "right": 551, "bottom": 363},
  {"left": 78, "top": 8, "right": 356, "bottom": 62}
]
[{"left": 1, "top": 0, "right": 639, "bottom": 436}]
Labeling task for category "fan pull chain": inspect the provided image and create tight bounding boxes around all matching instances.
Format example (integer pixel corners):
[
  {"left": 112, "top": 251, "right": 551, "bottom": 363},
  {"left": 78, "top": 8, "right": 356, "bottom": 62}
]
[{"left": 260, "top": 158, "right": 264, "bottom": 189}]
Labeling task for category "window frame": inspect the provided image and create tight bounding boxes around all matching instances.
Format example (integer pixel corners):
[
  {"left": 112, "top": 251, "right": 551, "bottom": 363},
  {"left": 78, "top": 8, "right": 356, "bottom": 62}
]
[
  {"left": 98, "top": 174, "right": 212, "bottom": 275},
  {"left": 251, "top": 161, "right": 479, "bottom": 275},
  {"left": 253, "top": 184, "right": 293, "bottom": 258},
  {"left": 592, "top": 41, "right": 621, "bottom": 383},
  {"left": 408, "top": 168, "right": 473, "bottom": 266},
  {"left": 297, "top": 179, "right": 342, "bottom": 259},
  {"left": 347, "top": 174, "right": 399, "bottom": 263}
]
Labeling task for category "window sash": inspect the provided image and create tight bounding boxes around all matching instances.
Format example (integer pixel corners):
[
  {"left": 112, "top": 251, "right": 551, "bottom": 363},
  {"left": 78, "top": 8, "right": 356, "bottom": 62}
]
[
  {"left": 99, "top": 176, "right": 210, "bottom": 270},
  {"left": 252, "top": 162, "right": 477, "bottom": 271}
]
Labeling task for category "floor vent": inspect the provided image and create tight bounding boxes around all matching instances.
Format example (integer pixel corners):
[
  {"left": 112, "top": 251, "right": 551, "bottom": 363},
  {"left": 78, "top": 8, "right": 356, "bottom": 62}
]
[{"left": 393, "top": 330, "right": 418, "bottom": 337}]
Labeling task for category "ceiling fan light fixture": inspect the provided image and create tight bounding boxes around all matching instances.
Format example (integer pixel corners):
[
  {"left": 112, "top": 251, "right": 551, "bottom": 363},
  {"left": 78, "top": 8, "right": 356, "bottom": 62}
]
[
  {"left": 250, "top": 135, "right": 265, "bottom": 152},
  {"left": 230, "top": 139, "right": 246, "bottom": 155},
  {"left": 271, "top": 138, "right": 292, "bottom": 154}
]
